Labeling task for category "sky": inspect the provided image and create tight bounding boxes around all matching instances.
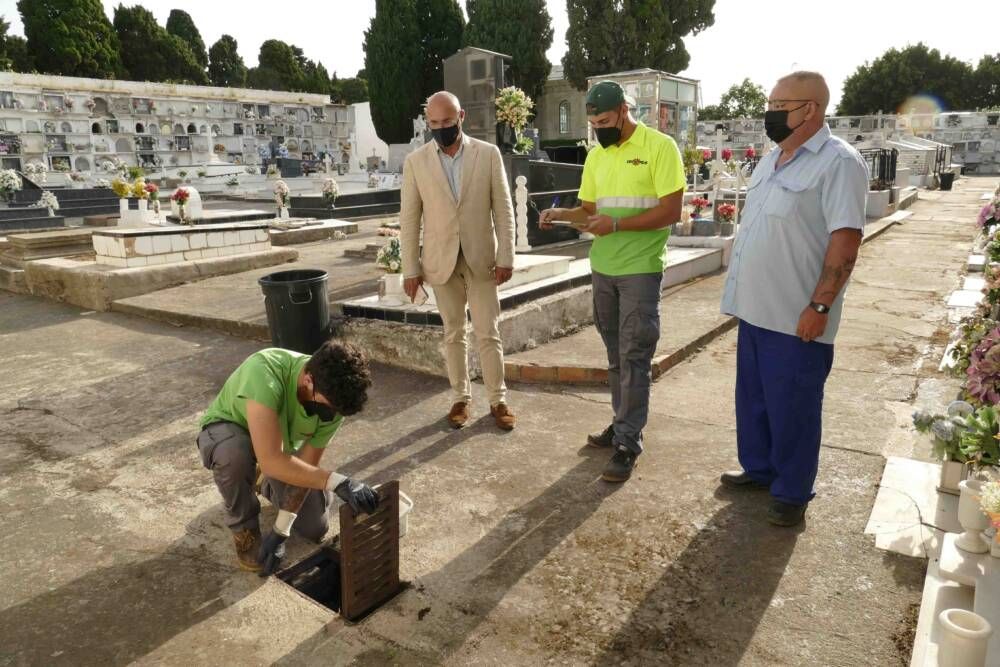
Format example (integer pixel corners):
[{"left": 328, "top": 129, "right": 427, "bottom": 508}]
[{"left": 2, "top": 0, "right": 998, "bottom": 109}]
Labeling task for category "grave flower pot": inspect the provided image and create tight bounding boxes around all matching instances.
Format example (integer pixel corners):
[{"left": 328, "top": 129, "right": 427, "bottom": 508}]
[
  {"left": 957, "top": 480, "right": 990, "bottom": 554},
  {"left": 496, "top": 123, "right": 516, "bottom": 154},
  {"left": 719, "top": 222, "right": 735, "bottom": 236},
  {"left": 939, "top": 459, "right": 969, "bottom": 495},
  {"left": 137, "top": 199, "right": 148, "bottom": 216},
  {"left": 938, "top": 608, "right": 991, "bottom": 667},
  {"left": 119, "top": 198, "right": 128, "bottom": 219},
  {"left": 691, "top": 219, "right": 719, "bottom": 236},
  {"left": 866, "top": 189, "right": 891, "bottom": 219},
  {"left": 378, "top": 273, "right": 405, "bottom": 306}
]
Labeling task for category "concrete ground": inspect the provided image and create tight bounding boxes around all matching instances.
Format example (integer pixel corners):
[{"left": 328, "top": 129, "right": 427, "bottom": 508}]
[{"left": 0, "top": 176, "right": 994, "bottom": 666}]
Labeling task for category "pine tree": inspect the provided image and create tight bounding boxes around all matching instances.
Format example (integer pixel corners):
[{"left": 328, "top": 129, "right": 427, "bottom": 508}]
[
  {"left": 415, "top": 0, "right": 464, "bottom": 98},
  {"left": 166, "top": 9, "right": 208, "bottom": 70}
]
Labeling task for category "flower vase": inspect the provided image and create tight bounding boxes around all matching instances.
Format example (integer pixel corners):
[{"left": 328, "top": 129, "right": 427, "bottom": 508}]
[
  {"left": 47, "top": 207, "right": 54, "bottom": 217},
  {"left": 378, "top": 273, "right": 405, "bottom": 306},
  {"left": 957, "top": 480, "right": 990, "bottom": 554},
  {"left": 280, "top": 206, "right": 290, "bottom": 220},
  {"left": 138, "top": 198, "right": 148, "bottom": 220},
  {"left": 177, "top": 203, "right": 186, "bottom": 224},
  {"left": 119, "top": 198, "right": 128, "bottom": 219},
  {"left": 938, "top": 608, "right": 991, "bottom": 667},
  {"left": 939, "top": 459, "right": 969, "bottom": 496},
  {"left": 495, "top": 122, "right": 516, "bottom": 154}
]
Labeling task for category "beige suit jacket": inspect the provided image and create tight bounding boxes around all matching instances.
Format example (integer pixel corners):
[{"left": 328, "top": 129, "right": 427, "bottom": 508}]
[{"left": 399, "top": 135, "right": 516, "bottom": 286}]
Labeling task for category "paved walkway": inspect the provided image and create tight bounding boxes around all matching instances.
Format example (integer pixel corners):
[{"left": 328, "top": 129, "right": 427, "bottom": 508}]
[
  {"left": 505, "top": 216, "right": 898, "bottom": 385},
  {"left": 0, "top": 177, "right": 994, "bottom": 665}
]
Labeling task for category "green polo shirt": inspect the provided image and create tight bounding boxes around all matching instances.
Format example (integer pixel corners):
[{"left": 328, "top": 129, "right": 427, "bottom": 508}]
[
  {"left": 200, "top": 348, "right": 342, "bottom": 453},
  {"left": 578, "top": 122, "right": 686, "bottom": 276}
]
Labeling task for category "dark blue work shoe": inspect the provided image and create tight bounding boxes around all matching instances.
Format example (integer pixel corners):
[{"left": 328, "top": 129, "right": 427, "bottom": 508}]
[{"left": 602, "top": 445, "right": 638, "bottom": 483}]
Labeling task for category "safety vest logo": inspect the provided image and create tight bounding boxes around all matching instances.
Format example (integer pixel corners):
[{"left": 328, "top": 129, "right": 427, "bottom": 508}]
[{"left": 626, "top": 157, "right": 648, "bottom": 166}]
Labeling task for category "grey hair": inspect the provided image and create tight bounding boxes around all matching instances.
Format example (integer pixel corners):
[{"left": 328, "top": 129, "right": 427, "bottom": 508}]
[{"left": 778, "top": 71, "right": 830, "bottom": 111}]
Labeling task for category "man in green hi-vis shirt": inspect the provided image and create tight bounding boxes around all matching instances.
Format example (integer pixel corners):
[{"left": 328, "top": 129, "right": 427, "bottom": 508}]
[
  {"left": 540, "top": 81, "right": 685, "bottom": 483},
  {"left": 198, "top": 340, "right": 378, "bottom": 575}
]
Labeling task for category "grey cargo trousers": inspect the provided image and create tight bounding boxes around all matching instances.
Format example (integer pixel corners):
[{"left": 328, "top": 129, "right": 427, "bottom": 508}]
[
  {"left": 196, "top": 420, "right": 333, "bottom": 541},
  {"left": 592, "top": 271, "right": 662, "bottom": 456}
]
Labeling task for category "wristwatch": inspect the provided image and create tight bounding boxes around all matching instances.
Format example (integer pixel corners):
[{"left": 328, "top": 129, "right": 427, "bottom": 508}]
[{"left": 809, "top": 301, "right": 830, "bottom": 314}]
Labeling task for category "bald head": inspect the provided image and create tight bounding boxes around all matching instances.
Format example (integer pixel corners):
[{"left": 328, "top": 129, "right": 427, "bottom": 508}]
[
  {"left": 775, "top": 71, "right": 830, "bottom": 112},
  {"left": 427, "top": 91, "right": 462, "bottom": 116}
]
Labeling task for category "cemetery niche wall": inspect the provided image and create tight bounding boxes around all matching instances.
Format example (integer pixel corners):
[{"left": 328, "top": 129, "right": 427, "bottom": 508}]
[{"left": 0, "top": 73, "right": 355, "bottom": 176}]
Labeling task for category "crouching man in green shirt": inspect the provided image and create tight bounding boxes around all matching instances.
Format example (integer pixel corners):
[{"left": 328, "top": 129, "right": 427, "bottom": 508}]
[{"left": 198, "top": 341, "right": 378, "bottom": 575}]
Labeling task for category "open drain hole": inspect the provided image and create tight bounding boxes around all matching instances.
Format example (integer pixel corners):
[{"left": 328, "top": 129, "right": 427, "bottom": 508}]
[
  {"left": 277, "top": 480, "right": 407, "bottom": 622},
  {"left": 277, "top": 546, "right": 342, "bottom": 613}
]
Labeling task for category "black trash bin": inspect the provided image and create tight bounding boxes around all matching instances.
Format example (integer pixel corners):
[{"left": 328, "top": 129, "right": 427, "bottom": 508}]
[
  {"left": 258, "top": 269, "right": 330, "bottom": 354},
  {"left": 939, "top": 171, "right": 956, "bottom": 191}
]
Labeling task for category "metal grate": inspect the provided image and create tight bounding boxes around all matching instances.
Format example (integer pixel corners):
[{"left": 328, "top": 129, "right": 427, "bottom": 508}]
[{"left": 338, "top": 480, "right": 402, "bottom": 622}]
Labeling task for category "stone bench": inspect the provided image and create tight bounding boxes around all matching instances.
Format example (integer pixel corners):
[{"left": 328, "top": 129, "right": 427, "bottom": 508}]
[{"left": 92, "top": 222, "right": 272, "bottom": 268}]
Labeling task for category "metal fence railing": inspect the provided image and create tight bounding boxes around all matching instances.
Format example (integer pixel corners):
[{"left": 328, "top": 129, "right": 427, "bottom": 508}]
[{"left": 859, "top": 148, "right": 898, "bottom": 189}]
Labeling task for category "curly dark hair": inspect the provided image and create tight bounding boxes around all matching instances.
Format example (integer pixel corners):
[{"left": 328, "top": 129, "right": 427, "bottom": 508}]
[{"left": 306, "top": 341, "right": 372, "bottom": 416}]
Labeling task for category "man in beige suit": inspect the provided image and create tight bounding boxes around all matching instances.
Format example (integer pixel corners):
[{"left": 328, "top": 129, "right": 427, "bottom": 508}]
[{"left": 400, "top": 91, "right": 517, "bottom": 431}]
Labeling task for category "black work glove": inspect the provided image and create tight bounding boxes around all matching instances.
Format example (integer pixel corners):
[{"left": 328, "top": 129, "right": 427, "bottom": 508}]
[
  {"left": 334, "top": 478, "right": 379, "bottom": 516},
  {"left": 257, "top": 530, "right": 289, "bottom": 577}
]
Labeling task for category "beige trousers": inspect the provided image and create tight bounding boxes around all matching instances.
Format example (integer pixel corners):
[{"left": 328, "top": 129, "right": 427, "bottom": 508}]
[{"left": 431, "top": 251, "right": 507, "bottom": 406}]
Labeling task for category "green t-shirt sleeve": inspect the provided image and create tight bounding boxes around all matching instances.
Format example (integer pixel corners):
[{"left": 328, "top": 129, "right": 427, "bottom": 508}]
[
  {"left": 234, "top": 354, "right": 284, "bottom": 413},
  {"left": 309, "top": 414, "right": 343, "bottom": 449},
  {"left": 653, "top": 136, "right": 686, "bottom": 198},
  {"left": 578, "top": 150, "right": 598, "bottom": 203}
]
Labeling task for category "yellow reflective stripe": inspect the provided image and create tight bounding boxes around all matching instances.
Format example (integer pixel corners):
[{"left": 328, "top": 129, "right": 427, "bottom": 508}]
[{"left": 595, "top": 196, "right": 660, "bottom": 209}]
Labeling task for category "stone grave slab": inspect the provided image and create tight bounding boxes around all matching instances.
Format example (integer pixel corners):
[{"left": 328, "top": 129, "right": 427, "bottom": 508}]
[
  {"left": 1, "top": 228, "right": 95, "bottom": 269},
  {"left": 92, "top": 222, "right": 271, "bottom": 268}
]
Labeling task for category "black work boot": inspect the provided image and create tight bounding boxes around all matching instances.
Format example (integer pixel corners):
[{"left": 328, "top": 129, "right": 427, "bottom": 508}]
[
  {"left": 767, "top": 500, "right": 807, "bottom": 527},
  {"left": 602, "top": 445, "right": 638, "bottom": 483},
  {"left": 586, "top": 424, "right": 615, "bottom": 448}
]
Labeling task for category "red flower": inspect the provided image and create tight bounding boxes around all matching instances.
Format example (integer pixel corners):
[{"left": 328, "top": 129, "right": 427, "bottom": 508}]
[
  {"left": 744, "top": 146, "right": 756, "bottom": 159},
  {"left": 144, "top": 182, "right": 158, "bottom": 194},
  {"left": 717, "top": 203, "right": 736, "bottom": 221},
  {"left": 690, "top": 197, "right": 711, "bottom": 209},
  {"left": 170, "top": 188, "right": 189, "bottom": 204},
  {"left": 721, "top": 148, "right": 733, "bottom": 161},
  {"left": 701, "top": 149, "right": 712, "bottom": 161}
]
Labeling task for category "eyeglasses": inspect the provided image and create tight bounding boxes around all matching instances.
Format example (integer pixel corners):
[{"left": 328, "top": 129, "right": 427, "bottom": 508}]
[{"left": 766, "top": 99, "right": 814, "bottom": 111}]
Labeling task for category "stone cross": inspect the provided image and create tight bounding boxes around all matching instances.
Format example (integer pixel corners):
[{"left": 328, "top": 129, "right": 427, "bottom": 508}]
[{"left": 514, "top": 175, "right": 531, "bottom": 252}]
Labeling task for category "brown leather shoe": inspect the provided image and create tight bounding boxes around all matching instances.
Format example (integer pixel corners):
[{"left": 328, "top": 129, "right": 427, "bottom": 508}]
[
  {"left": 491, "top": 402, "right": 516, "bottom": 431},
  {"left": 233, "top": 527, "right": 262, "bottom": 572},
  {"left": 448, "top": 402, "right": 470, "bottom": 429}
]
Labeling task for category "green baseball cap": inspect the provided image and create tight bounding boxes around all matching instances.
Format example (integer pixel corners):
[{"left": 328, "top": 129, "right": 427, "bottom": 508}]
[{"left": 586, "top": 81, "right": 633, "bottom": 114}]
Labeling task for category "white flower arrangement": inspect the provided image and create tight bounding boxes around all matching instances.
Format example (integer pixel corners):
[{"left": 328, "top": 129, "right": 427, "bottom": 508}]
[
  {"left": 494, "top": 86, "right": 534, "bottom": 132},
  {"left": 273, "top": 179, "right": 290, "bottom": 207},
  {"left": 23, "top": 163, "right": 45, "bottom": 176},
  {"left": 69, "top": 171, "right": 86, "bottom": 182},
  {"left": 375, "top": 237, "right": 403, "bottom": 274},
  {"left": 0, "top": 169, "right": 22, "bottom": 201},
  {"left": 33, "top": 190, "right": 59, "bottom": 213},
  {"left": 95, "top": 178, "right": 110, "bottom": 188},
  {"left": 981, "top": 479, "right": 1000, "bottom": 513},
  {"left": 322, "top": 177, "right": 338, "bottom": 204},
  {"left": 332, "top": 230, "right": 347, "bottom": 240},
  {"left": 226, "top": 174, "right": 240, "bottom": 187},
  {"left": 245, "top": 165, "right": 259, "bottom": 175}
]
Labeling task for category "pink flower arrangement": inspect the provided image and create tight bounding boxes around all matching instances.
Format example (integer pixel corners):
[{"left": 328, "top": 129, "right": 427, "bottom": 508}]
[
  {"left": 721, "top": 148, "right": 733, "bottom": 161},
  {"left": 967, "top": 327, "right": 1000, "bottom": 405},
  {"left": 701, "top": 149, "right": 712, "bottom": 161},
  {"left": 978, "top": 198, "right": 999, "bottom": 229},
  {"left": 744, "top": 146, "right": 756, "bottom": 159},
  {"left": 144, "top": 182, "right": 159, "bottom": 200},
  {"left": 170, "top": 188, "right": 190, "bottom": 205},
  {"left": 690, "top": 197, "right": 711, "bottom": 216},
  {"left": 717, "top": 203, "right": 736, "bottom": 222}
]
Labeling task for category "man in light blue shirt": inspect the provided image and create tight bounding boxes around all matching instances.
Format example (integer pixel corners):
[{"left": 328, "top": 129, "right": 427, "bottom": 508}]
[{"left": 719, "top": 72, "right": 869, "bottom": 527}]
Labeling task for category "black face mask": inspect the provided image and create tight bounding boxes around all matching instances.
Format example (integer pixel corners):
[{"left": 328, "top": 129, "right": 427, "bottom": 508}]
[
  {"left": 303, "top": 400, "right": 335, "bottom": 422},
  {"left": 302, "top": 386, "right": 336, "bottom": 422},
  {"left": 594, "top": 112, "right": 623, "bottom": 148},
  {"left": 764, "top": 104, "right": 808, "bottom": 144},
  {"left": 432, "top": 123, "right": 460, "bottom": 148}
]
